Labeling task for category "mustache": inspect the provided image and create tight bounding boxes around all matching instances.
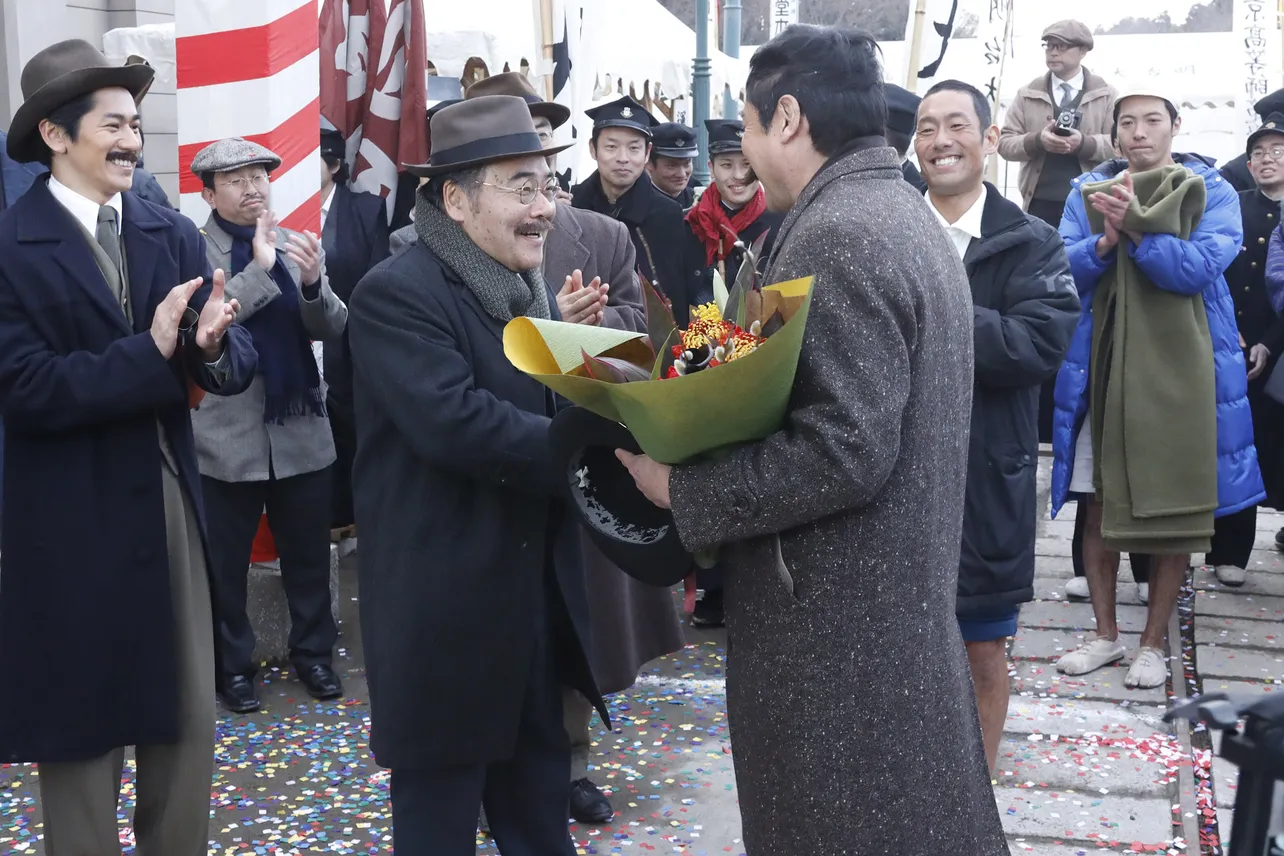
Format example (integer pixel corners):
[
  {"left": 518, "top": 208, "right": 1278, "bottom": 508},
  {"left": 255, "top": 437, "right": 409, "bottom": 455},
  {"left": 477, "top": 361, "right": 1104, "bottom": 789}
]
[
  {"left": 518, "top": 219, "right": 552, "bottom": 235},
  {"left": 107, "top": 150, "right": 138, "bottom": 164}
]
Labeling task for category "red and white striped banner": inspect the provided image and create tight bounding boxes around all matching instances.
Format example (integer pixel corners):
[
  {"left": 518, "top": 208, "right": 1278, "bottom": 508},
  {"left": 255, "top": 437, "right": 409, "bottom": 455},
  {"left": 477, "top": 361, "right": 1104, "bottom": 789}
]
[{"left": 175, "top": 0, "right": 321, "bottom": 234}]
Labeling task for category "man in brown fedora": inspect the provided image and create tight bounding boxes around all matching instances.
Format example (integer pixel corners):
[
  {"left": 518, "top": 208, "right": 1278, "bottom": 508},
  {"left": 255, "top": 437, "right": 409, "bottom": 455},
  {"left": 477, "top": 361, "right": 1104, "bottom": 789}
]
[
  {"left": 462, "top": 71, "right": 683, "bottom": 826},
  {"left": 0, "top": 38, "right": 256, "bottom": 855},
  {"left": 348, "top": 94, "right": 605, "bottom": 855}
]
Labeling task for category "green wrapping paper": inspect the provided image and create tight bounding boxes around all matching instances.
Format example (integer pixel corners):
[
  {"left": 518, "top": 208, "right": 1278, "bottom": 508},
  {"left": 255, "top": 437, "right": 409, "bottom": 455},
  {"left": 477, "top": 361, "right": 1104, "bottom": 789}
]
[{"left": 503, "top": 276, "right": 816, "bottom": 465}]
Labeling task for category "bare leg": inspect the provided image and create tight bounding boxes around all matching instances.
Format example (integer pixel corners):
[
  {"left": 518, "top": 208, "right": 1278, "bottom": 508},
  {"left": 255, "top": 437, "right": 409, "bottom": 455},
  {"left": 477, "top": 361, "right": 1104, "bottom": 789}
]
[
  {"left": 964, "top": 638, "right": 1010, "bottom": 774},
  {"left": 1140, "top": 554, "right": 1187, "bottom": 649},
  {"left": 1082, "top": 498, "right": 1122, "bottom": 639}
]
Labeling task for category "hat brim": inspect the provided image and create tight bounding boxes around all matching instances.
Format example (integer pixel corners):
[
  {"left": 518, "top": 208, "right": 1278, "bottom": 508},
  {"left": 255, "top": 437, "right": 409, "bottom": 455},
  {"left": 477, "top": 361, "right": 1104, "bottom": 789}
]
[
  {"left": 549, "top": 407, "right": 691, "bottom": 588},
  {"left": 403, "top": 140, "right": 573, "bottom": 178},
  {"left": 193, "top": 154, "right": 284, "bottom": 177},
  {"left": 8, "top": 64, "right": 155, "bottom": 164},
  {"left": 707, "top": 142, "right": 743, "bottom": 155},
  {"left": 530, "top": 100, "right": 571, "bottom": 130},
  {"left": 593, "top": 120, "right": 653, "bottom": 138},
  {"left": 653, "top": 147, "right": 699, "bottom": 159}
]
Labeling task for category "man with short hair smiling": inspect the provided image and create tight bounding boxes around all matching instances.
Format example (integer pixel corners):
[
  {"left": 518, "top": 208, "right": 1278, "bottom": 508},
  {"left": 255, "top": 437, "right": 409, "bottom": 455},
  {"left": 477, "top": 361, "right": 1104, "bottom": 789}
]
[
  {"left": 616, "top": 24, "right": 1008, "bottom": 855},
  {"left": 572, "top": 96, "right": 692, "bottom": 302},
  {"left": 348, "top": 95, "right": 604, "bottom": 855},
  {"left": 0, "top": 38, "right": 254, "bottom": 854},
  {"left": 915, "top": 79, "right": 1079, "bottom": 773},
  {"left": 647, "top": 121, "right": 700, "bottom": 207},
  {"left": 1051, "top": 88, "right": 1264, "bottom": 689}
]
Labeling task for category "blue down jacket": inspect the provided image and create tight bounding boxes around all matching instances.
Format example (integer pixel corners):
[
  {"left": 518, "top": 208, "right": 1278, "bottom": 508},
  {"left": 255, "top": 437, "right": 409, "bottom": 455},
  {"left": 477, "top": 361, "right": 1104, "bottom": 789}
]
[{"left": 1050, "top": 154, "right": 1265, "bottom": 518}]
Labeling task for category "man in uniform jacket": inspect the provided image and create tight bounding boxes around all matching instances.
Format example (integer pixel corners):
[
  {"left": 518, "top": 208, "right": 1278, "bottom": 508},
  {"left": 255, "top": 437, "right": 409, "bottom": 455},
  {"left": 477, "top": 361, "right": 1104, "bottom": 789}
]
[
  {"left": 885, "top": 83, "right": 927, "bottom": 192},
  {"left": 190, "top": 138, "right": 349, "bottom": 714},
  {"left": 616, "top": 25, "right": 1009, "bottom": 856},
  {"left": 1210, "top": 115, "right": 1284, "bottom": 585},
  {"left": 0, "top": 39, "right": 254, "bottom": 853},
  {"left": 1223, "top": 89, "right": 1284, "bottom": 192},
  {"left": 916, "top": 80, "right": 1080, "bottom": 773},
  {"left": 320, "top": 125, "right": 390, "bottom": 538},
  {"left": 998, "top": 19, "right": 1117, "bottom": 224},
  {"left": 348, "top": 95, "right": 604, "bottom": 855},
  {"left": 460, "top": 70, "right": 680, "bottom": 826},
  {"left": 648, "top": 121, "right": 700, "bottom": 208},
  {"left": 572, "top": 96, "right": 696, "bottom": 306}
]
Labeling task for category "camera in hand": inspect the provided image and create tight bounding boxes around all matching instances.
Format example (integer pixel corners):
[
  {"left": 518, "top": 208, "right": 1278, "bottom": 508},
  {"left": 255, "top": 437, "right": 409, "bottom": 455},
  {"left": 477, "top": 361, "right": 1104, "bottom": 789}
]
[{"left": 1053, "top": 109, "right": 1083, "bottom": 137}]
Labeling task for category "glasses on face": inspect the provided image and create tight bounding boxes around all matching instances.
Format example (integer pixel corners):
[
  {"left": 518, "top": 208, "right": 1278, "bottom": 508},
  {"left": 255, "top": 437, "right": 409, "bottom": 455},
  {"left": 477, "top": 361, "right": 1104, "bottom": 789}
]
[
  {"left": 483, "top": 180, "right": 560, "bottom": 205},
  {"left": 1251, "top": 146, "right": 1284, "bottom": 163},
  {"left": 1042, "top": 41, "right": 1073, "bottom": 53},
  {"left": 219, "top": 173, "right": 270, "bottom": 193}
]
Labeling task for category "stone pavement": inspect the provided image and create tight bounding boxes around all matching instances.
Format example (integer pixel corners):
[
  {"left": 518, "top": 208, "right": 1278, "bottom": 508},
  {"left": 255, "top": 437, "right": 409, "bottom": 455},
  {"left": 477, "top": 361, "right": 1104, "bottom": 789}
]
[{"left": 1, "top": 458, "right": 1281, "bottom": 854}]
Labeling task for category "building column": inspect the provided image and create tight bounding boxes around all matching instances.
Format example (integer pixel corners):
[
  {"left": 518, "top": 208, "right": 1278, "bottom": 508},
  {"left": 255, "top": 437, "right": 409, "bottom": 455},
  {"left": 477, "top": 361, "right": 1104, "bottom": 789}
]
[{"left": 0, "top": 0, "right": 71, "bottom": 129}]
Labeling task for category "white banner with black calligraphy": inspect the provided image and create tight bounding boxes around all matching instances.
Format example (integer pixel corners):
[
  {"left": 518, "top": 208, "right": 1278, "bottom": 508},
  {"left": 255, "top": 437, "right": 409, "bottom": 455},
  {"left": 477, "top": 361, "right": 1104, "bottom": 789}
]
[
  {"left": 769, "top": 0, "right": 799, "bottom": 39},
  {"left": 1235, "top": 0, "right": 1283, "bottom": 138},
  {"left": 901, "top": 0, "right": 960, "bottom": 93}
]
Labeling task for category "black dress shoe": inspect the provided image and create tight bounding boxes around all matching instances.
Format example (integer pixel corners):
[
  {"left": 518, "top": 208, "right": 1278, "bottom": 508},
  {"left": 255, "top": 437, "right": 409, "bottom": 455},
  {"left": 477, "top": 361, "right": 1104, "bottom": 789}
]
[
  {"left": 569, "top": 778, "right": 613, "bottom": 824},
  {"left": 299, "top": 664, "right": 343, "bottom": 700},
  {"left": 218, "top": 675, "right": 261, "bottom": 714},
  {"left": 691, "top": 589, "right": 724, "bottom": 628}
]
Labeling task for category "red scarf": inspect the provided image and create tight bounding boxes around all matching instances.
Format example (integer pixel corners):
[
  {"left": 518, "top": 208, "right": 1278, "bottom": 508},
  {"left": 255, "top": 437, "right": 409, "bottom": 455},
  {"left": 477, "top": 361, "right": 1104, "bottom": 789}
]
[{"left": 685, "top": 183, "right": 768, "bottom": 267}]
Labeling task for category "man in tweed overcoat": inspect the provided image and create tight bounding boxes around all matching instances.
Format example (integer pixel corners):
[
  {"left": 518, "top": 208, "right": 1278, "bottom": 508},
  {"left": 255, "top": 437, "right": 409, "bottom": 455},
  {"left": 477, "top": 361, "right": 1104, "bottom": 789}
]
[{"left": 618, "top": 25, "right": 1009, "bottom": 855}]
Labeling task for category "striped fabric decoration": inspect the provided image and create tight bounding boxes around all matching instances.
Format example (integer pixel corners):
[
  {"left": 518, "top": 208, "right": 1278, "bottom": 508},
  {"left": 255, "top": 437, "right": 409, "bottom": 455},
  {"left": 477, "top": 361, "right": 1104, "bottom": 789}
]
[{"left": 175, "top": 0, "right": 321, "bottom": 234}]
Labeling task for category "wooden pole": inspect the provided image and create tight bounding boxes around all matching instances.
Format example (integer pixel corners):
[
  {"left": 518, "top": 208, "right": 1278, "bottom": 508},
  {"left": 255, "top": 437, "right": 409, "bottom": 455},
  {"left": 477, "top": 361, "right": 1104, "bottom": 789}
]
[
  {"left": 538, "top": 0, "right": 556, "bottom": 100},
  {"left": 904, "top": 0, "right": 928, "bottom": 91}
]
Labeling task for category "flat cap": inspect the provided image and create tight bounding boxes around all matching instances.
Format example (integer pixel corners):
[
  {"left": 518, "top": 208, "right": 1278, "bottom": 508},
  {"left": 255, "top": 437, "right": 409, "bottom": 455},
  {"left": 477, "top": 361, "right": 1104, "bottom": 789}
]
[
  {"left": 190, "top": 137, "right": 281, "bottom": 176},
  {"left": 1042, "top": 20, "right": 1094, "bottom": 51},
  {"left": 884, "top": 84, "right": 921, "bottom": 137}
]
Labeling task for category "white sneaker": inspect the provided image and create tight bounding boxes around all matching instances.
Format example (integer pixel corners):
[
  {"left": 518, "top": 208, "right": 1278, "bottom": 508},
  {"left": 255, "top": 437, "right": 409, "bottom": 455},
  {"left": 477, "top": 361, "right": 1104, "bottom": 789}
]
[
  {"left": 1125, "top": 647, "right": 1168, "bottom": 689},
  {"left": 1137, "top": 582, "right": 1150, "bottom": 604},
  {"left": 1056, "top": 636, "right": 1127, "bottom": 676},
  {"left": 1214, "top": 565, "right": 1246, "bottom": 587},
  {"left": 1064, "top": 577, "right": 1090, "bottom": 600}
]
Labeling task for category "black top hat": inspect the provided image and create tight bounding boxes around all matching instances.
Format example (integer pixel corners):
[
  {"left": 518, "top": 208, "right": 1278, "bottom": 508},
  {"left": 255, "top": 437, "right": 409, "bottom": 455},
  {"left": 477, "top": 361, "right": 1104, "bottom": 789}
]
[
  {"left": 585, "top": 96, "right": 656, "bottom": 137},
  {"left": 705, "top": 119, "right": 746, "bottom": 155},
  {"left": 1248, "top": 113, "right": 1284, "bottom": 157},
  {"left": 549, "top": 407, "right": 691, "bottom": 588},
  {"left": 651, "top": 122, "right": 699, "bottom": 158},
  {"left": 884, "top": 84, "right": 921, "bottom": 137},
  {"left": 465, "top": 72, "right": 571, "bottom": 130},
  {"left": 406, "top": 95, "right": 572, "bottom": 178},
  {"left": 9, "top": 39, "right": 155, "bottom": 163}
]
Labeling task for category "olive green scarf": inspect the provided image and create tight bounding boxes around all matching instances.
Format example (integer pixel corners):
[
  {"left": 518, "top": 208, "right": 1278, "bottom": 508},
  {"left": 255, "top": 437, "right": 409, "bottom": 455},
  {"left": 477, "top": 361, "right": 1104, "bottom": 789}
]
[{"left": 1084, "top": 165, "right": 1217, "bottom": 554}]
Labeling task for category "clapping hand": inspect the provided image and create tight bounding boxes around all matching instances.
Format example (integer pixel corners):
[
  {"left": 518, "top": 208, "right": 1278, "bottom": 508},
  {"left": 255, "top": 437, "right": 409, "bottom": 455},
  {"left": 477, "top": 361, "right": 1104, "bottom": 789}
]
[
  {"left": 556, "top": 269, "right": 610, "bottom": 326},
  {"left": 285, "top": 231, "right": 324, "bottom": 287},
  {"left": 196, "top": 269, "right": 240, "bottom": 361},
  {"left": 252, "top": 210, "right": 281, "bottom": 271},
  {"left": 1090, "top": 172, "right": 1142, "bottom": 247}
]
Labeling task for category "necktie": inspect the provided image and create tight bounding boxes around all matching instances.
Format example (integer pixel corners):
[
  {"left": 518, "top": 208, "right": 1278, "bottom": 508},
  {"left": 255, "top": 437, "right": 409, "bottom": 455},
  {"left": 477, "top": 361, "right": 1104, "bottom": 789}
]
[
  {"left": 96, "top": 205, "right": 122, "bottom": 277},
  {"left": 1059, "top": 82, "right": 1074, "bottom": 110}
]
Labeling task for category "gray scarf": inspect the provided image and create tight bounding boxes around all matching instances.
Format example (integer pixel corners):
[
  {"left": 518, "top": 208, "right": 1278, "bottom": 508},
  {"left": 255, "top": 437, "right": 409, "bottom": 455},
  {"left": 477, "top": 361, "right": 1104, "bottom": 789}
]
[{"left": 414, "top": 190, "right": 551, "bottom": 322}]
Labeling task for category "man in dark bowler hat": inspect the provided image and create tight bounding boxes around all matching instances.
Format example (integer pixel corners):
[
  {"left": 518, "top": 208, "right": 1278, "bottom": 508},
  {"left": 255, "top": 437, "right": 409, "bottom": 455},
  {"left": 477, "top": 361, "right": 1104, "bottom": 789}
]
[
  {"left": 572, "top": 96, "right": 696, "bottom": 305},
  {"left": 885, "top": 84, "right": 926, "bottom": 192},
  {"left": 1210, "top": 113, "right": 1284, "bottom": 580},
  {"left": 0, "top": 38, "right": 255, "bottom": 855},
  {"left": 1224, "top": 90, "right": 1284, "bottom": 192},
  {"left": 453, "top": 70, "right": 680, "bottom": 826},
  {"left": 648, "top": 121, "right": 701, "bottom": 207},
  {"left": 348, "top": 95, "right": 605, "bottom": 855},
  {"left": 319, "top": 122, "right": 389, "bottom": 546}
]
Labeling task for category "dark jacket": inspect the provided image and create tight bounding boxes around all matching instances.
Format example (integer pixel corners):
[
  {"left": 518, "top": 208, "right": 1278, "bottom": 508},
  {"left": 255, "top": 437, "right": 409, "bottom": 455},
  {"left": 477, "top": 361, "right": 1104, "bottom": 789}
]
[
  {"left": 0, "top": 132, "right": 40, "bottom": 210},
  {"left": 957, "top": 186, "right": 1080, "bottom": 618},
  {"left": 1228, "top": 189, "right": 1284, "bottom": 353},
  {"left": 130, "top": 167, "right": 173, "bottom": 209},
  {"left": 1222, "top": 153, "right": 1255, "bottom": 194},
  {"left": 0, "top": 183, "right": 257, "bottom": 763},
  {"left": 347, "top": 241, "right": 604, "bottom": 769},
  {"left": 572, "top": 171, "right": 695, "bottom": 305},
  {"left": 677, "top": 204, "right": 785, "bottom": 326},
  {"left": 902, "top": 160, "right": 928, "bottom": 193}
]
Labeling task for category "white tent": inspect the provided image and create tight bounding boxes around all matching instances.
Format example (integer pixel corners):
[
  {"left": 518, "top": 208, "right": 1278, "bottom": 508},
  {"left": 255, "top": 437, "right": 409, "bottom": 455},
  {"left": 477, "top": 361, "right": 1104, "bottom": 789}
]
[
  {"left": 102, "top": 22, "right": 176, "bottom": 85},
  {"left": 425, "top": 0, "right": 541, "bottom": 79}
]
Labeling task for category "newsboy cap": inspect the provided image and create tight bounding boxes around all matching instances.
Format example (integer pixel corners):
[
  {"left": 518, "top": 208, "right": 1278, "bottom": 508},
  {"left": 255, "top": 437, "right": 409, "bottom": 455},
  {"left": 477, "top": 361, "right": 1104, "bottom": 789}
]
[
  {"left": 1041, "top": 20, "right": 1094, "bottom": 50},
  {"left": 190, "top": 138, "right": 282, "bottom": 176}
]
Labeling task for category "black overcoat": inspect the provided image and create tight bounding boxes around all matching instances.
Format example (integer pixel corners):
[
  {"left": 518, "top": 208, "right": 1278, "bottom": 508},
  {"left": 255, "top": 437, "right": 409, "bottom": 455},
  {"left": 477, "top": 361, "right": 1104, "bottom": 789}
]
[
  {"left": 348, "top": 240, "right": 604, "bottom": 769},
  {"left": 676, "top": 207, "right": 785, "bottom": 326},
  {"left": 321, "top": 183, "right": 389, "bottom": 527},
  {"left": 957, "top": 186, "right": 1080, "bottom": 618},
  {"left": 0, "top": 181, "right": 256, "bottom": 763}
]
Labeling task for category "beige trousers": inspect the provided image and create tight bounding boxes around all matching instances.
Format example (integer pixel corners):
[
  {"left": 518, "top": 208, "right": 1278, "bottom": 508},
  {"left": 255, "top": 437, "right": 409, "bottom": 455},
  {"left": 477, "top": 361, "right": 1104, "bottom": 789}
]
[
  {"left": 562, "top": 687, "right": 594, "bottom": 781},
  {"left": 38, "top": 466, "right": 215, "bottom": 856}
]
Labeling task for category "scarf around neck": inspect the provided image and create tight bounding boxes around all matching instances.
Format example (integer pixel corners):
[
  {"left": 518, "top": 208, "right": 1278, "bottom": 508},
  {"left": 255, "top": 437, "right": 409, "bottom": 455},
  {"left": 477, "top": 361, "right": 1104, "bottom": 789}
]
[
  {"left": 684, "top": 183, "right": 767, "bottom": 266},
  {"left": 413, "top": 190, "right": 551, "bottom": 322},
  {"left": 212, "top": 211, "right": 326, "bottom": 425}
]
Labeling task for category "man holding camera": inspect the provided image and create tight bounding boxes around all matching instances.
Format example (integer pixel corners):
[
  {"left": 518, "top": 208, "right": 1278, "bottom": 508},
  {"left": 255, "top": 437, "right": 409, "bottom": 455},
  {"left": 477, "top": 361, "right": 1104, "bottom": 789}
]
[{"left": 998, "top": 20, "right": 1118, "bottom": 228}]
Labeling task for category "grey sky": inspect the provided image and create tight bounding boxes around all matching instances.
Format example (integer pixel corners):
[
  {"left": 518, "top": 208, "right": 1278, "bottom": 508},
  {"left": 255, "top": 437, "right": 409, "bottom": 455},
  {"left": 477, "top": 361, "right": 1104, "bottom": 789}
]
[{"left": 959, "top": 0, "right": 1204, "bottom": 38}]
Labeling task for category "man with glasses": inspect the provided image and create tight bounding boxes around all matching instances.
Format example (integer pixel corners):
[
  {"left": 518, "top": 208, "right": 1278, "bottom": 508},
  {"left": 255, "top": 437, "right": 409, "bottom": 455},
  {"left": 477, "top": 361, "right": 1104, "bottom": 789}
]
[
  {"left": 191, "top": 138, "right": 349, "bottom": 714},
  {"left": 348, "top": 95, "right": 603, "bottom": 856},
  {"left": 1211, "top": 114, "right": 1284, "bottom": 582}
]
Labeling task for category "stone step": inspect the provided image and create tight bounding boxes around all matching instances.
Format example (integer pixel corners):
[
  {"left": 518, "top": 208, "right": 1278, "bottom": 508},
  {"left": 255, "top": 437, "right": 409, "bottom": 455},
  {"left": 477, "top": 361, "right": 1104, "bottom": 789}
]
[
  {"left": 1014, "top": 628, "right": 1143, "bottom": 662},
  {"left": 1194, "top": 644, "right": 1284, "bottom": 683},
  {"left": 1194, "top": 589, "right": 1284, "bottom": 622},
  {"left": 995, "top": 786, "right": 1174, "bottom": 845},
  {"left": 1196, "top": 565, "right": 1284, "bottom": 598},
  {"left": 1196, "top": 616, "right": 1284, "bottom": 650},
  {"left": 1011, "top": 661, "right": 1166, "bottom": 704},
  {"left": 1007, "top": 843, "right": 1129, "bottom": 856},
  {"left": 1019, "top": 600, "right": 1151, "bottom": 634}
]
